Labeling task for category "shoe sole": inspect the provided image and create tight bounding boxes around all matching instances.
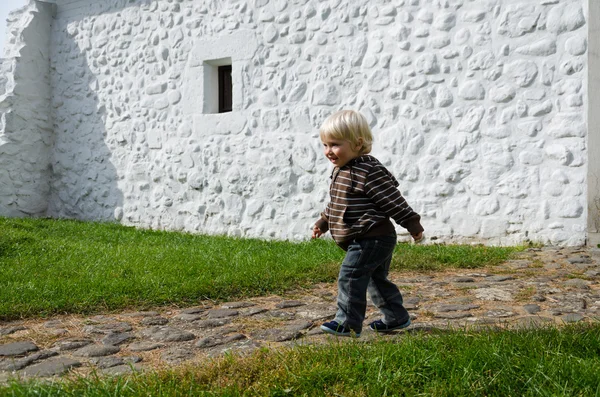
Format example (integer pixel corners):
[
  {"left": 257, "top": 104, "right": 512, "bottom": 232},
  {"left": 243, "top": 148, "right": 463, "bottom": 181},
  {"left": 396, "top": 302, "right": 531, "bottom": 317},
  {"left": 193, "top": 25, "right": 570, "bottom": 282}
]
[
  {"left": 370, "top": 318, "right": 411, "bottom": 333},
  {"left": 320, "top": 325, "right": 361, "bottom": 337}
]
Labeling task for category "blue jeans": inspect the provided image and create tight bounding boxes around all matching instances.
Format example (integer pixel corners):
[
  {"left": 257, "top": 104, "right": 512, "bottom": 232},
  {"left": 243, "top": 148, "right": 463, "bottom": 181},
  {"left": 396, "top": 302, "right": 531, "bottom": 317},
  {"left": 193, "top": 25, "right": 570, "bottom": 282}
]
[{"left": 334, "top": 235, "right": 409, "bottom": 333}]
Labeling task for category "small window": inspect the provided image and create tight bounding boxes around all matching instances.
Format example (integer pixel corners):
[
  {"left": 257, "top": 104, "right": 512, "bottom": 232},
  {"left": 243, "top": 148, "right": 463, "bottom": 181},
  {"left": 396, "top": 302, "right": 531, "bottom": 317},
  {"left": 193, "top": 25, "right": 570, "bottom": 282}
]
[
  {"left": 218, "top": 65, "right": 232, "bottom": 113},
  {"left": 203, "top": 57, "right": 232, "bottom": 114}
]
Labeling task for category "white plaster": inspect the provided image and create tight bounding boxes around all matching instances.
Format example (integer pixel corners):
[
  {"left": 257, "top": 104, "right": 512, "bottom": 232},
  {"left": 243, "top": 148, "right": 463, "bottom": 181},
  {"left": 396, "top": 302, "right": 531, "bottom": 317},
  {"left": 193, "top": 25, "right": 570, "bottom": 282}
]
[
  {"left": 589, "top": 0, "right": 600, "bottom": 246},
  {"left": 0, "top": 0, "right": 593, "bottom": 246}
]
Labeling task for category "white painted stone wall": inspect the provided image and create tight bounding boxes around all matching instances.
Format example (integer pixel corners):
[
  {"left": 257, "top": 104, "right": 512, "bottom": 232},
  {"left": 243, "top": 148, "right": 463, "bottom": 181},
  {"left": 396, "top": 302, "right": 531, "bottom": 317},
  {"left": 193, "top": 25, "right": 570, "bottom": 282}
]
[
  {"left": 0, "top": 0, "right": 591, "bottom": 246},
  {"left": 0, "top": 1, "right": 55, "bottom": 216},
  {"left": 588, "top": 0, "right": 600, "bottom": 247}
]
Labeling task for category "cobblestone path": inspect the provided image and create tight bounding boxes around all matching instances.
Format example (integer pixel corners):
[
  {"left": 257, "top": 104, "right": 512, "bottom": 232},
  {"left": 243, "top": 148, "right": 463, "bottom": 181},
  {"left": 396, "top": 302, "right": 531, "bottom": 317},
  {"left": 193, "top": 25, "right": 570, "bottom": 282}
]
[{"left": 1, "top": 246, "right": 599, "bottom": 381}]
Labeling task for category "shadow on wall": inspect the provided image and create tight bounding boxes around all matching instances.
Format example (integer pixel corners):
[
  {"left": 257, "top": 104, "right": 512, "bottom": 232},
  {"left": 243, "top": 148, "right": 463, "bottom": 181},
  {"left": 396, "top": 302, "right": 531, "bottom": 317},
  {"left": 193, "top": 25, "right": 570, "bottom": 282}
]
[
  {"left": 44, "top": 1, "right": 145, "bottom": 222},
  {"left": 46, "top": 56, "right": 124, "bottom": 222},
  {"left": 48, "top": 0, "right": 230, "bottom": 230}
]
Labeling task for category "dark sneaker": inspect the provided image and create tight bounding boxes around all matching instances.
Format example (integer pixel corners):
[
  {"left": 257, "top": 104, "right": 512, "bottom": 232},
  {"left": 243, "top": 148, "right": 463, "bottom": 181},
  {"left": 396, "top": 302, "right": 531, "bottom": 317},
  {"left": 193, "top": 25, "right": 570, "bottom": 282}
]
[
  {"left": 320, "top": 321, "right": 361, "bottom": 337},
  {"left": 368, "top": 318, "right": 411, "bottom": 333}
]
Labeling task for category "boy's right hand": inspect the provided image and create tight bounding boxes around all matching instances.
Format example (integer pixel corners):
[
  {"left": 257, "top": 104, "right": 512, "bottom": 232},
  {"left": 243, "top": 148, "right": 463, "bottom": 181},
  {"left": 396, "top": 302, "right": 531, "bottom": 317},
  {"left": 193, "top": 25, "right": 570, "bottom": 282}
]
[{"left": 312, "top": 226, "right": 323, "bottom": 239}]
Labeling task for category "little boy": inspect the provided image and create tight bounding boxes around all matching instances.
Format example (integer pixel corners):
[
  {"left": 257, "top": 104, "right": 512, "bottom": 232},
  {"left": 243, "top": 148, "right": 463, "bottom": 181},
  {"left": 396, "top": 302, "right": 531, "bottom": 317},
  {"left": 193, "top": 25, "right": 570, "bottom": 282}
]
[{"left": 312, "top": 110, "right": 424, "bottom": 337}]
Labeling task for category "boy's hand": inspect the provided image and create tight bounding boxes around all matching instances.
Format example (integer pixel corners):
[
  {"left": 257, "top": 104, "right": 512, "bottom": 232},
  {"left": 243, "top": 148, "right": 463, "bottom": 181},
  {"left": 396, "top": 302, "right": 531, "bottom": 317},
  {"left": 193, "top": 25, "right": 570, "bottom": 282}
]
[
  {"left": 312, "top": 226, "right": 323, "bottom": 239},
  {"left": 411, "top": 232, "right": 423, "bottom": 243}
]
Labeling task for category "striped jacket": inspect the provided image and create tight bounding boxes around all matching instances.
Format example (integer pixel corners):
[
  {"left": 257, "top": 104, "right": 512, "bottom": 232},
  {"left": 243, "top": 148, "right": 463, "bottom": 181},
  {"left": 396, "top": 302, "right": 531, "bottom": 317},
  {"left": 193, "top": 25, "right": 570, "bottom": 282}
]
[{"left": 315, "top": 155, "right": 423, "bottom": 251}]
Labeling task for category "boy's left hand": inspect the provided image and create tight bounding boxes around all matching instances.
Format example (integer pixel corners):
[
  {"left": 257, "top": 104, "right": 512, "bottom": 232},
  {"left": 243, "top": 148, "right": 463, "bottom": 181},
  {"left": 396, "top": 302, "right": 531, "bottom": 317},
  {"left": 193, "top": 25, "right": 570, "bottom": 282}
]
[
  {"left": 411, "top": 232, "right": 423, "bottom": 242},
  {"left": 312, "top": 226, "right": 323, "bottom": 239}
]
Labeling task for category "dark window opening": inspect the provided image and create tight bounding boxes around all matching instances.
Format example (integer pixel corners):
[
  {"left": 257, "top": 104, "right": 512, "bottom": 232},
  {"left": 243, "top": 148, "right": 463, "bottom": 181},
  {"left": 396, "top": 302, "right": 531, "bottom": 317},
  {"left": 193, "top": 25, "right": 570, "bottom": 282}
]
[{"left": 218, "top": 65, "right": 232, "bottom": 113}]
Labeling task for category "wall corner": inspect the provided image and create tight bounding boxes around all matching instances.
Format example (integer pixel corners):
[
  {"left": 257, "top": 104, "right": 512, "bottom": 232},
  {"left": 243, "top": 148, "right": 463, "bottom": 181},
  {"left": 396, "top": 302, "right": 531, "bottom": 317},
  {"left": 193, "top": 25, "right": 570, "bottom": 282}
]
[{"left": 0, "top": 0, "right": 55, "bottom": 217}]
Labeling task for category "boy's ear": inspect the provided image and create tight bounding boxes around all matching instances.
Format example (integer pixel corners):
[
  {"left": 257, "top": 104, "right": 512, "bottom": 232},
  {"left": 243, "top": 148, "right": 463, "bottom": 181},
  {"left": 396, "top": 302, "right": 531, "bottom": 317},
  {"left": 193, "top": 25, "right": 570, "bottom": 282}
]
[{"left": 355, "top": 138, "right": 364, "bottom": 151}]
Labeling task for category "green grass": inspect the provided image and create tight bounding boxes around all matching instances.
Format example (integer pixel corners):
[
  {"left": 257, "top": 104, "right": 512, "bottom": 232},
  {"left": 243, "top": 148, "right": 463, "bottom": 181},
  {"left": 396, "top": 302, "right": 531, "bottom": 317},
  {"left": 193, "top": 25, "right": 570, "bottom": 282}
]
[
  {"left": 391, "top": 243, "right": 519, "bottom": 271},
  {"left": 2, "top": 324, "right": 600, "bottom": 396},
  {"left": 0, "top": 217, "right": 341, "bottom": 320},
  {"left": 0, "top": 217, "right": 521, "bottom": 320},
  {"left": 1, "top": 217, "right": 591, "bottom": 396}
]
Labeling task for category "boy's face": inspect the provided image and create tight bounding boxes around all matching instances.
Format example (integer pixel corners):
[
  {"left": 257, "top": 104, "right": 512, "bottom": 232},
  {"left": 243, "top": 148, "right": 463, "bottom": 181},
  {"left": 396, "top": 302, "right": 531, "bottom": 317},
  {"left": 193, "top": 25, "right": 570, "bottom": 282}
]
[{"left": 321, "top": 137, "right": 363, "bottom": 168}]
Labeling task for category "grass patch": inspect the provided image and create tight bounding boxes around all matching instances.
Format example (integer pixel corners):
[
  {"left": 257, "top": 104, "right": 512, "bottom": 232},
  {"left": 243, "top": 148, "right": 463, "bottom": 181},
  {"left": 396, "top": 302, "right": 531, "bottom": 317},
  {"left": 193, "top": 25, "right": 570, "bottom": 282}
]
[
  {"left": 0, "top": 217, "right": 521, "bottom": 320},
  {"left": 391, "top": 243, "right": 520, "bottom": 271},
  {"left": 3, "top": 324, "right": 600, "bottom": 396},
  {"left": 529, "top": 259, "right": 545, "bottom": 268},
  {"left": 0, "top": 217, "right": 342, "bottom": 320},
  {"left": 514, "top": 286, "right": 537, "bottom": 302}
]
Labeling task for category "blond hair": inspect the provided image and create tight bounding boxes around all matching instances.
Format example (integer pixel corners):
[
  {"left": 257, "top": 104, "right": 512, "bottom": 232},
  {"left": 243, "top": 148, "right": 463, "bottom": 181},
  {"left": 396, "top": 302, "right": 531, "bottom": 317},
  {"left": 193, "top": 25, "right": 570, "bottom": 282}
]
[{"left": 319, "top": 110, "right": 373, "bottom": 155}]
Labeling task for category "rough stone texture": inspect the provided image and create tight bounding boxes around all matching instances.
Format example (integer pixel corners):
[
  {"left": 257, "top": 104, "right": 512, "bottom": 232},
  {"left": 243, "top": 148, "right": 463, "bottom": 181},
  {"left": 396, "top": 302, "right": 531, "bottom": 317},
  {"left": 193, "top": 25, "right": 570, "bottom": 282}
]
[
  {"left": 561, "top": 313, "right": 585, "bottom": 322},
  {"left": 141, "top": 326, "right": 196, "bottom": 342},
  {"left": 206, "top": 309, "right": 239, "bottom": 319},
  {"left": 275, "top": 300, "right": 306, "bottom": 309},
  {"left": 19, "top": 357, "right": 82, "bottom": 377},
  {"left": 102, "top": 332, "right": 136, "bottom": 346},
  {"left": 436, "top": 304, "right": 480, "bottom": 312},
  {"left": 53, "top": 339, "right": 93, "bottom": 351},
  {"left": 0, "top": 326, "right": 27, "bottom": 336},
  {"left": 195, "top": 333, "right": 246, "bottom": 348},
  {"left": 83, "top": 322, "right": 133, "bottom": 335},
  {"left": 0, "top": 341, "right": 38, "bottom": 357},
  {"left": 473, "top": 288, "right": 513, "bottom": 302},
  {"left": 523, "top": 304, "right": 541, "bottom": 314},
  {"left": 250, "top": 328, "right": 302, "bottom": 342},
  {"left": 89, "top": 356, "right": 126, "bottom": 369},
  {"left": 221, "top": 301, "right": 255, "bottom": 309},
  {"left": 160, "top": 347, "right": 196, "bottom": 365},
  {"left": 0, "top": 0, "right": 591, "bottom": 246},
  {"left": 140, "top": 317, "right": 169, "bottom": 326},
  {"left": 0, "top": 350, "right": 57, "bottom": 371},
  {"left": 128, "top": 342, "right": 164, "bottom": 352},
  {"left": 101, "top": 363, "right": 144, "bottom": 376},
  {"left": 73, "top": 344, "right": 120, "bottom": 358}
]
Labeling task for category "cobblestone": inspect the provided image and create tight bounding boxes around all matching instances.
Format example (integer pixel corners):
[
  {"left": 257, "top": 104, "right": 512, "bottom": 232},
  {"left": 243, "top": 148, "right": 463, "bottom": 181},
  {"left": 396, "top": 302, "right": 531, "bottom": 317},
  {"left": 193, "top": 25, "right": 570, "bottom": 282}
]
[{"left": 1, "top": 247, "right": 600, "bottom": 381}]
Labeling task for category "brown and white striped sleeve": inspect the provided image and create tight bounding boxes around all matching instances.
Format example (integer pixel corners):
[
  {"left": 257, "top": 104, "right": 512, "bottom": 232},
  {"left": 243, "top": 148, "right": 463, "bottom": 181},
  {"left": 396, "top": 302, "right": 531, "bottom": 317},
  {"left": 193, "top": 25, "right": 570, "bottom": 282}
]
[
  {"left": 315, "top": 202, "right": 331, "bottom": 233},
  {"left": 363, "top": 165, "right": 424, "bottom": 235}
]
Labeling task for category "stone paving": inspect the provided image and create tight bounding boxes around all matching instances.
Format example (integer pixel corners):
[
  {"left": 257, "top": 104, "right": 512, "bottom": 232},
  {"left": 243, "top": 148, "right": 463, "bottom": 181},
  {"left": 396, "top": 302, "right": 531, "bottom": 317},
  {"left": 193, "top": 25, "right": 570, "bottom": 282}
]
[{"left": 1, "top": 246, "right": 600, "bottom": 382}]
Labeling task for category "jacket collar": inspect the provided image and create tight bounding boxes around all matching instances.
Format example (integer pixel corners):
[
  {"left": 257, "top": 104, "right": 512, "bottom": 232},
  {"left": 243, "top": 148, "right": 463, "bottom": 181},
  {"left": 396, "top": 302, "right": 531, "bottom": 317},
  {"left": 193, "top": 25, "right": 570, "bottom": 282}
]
[
  {"left": 343, "top": 155, "right": 376, "bottom": 169},
  {"left": 330, "top": 155, "right": 378, "bottom": 188}
]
